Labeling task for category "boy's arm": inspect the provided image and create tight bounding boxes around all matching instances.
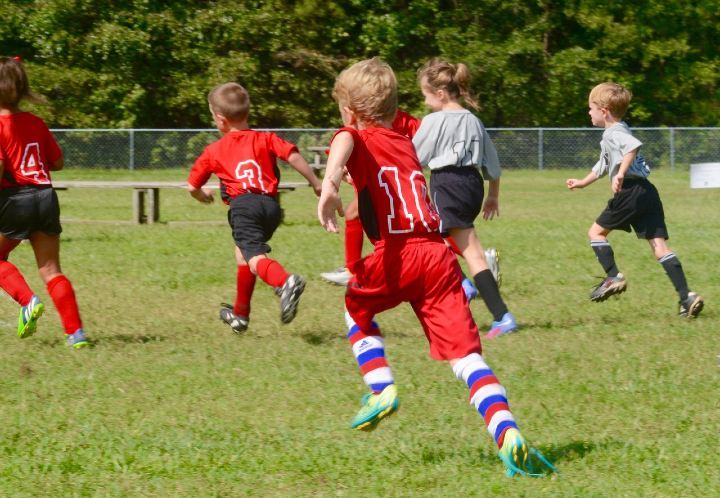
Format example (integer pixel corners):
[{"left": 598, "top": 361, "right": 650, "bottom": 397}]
[
  {"left": 49, "top": 157, "right": 64, "bottom": 171},
  {"left": 566, "top": 170, "right": 599, "bottom": 190},
  {"left": 611, "top": 148, "right": 638, "bottom": 193},
  {"left": 482, "top": 178, "right": 500, "bottom": 220},
  {"left": 318, "top": 132, "right": 352, "bottom": 232},
  {"left": 286, "top": 151, "right": 322, "bottom": 196},
  {"left": 187, "top": 184, "right": 214, "bottom": 204},
  {"left": 187, "top": 154, "right": 214, "bottom": 203}
]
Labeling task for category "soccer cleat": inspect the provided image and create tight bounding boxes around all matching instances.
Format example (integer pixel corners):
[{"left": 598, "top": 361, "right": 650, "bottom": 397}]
[
  {"left": 498, "top": 428, "right": 557, "bottom": 477},
  {"left": 219, "top": 304, "right": 249, "bottom": 334},
  {"left": 17, "top": 295, "right": 45, "bottom": 339},
  {"left": 66, "top": 328, "right": 90, "bottom": 349},
  {"left": 462, "top": 277, "right": 478, "bottom": 301},
  {"left": 679, "top": 292, "right": 704, "bottom": 318},
  {"left": 485, "top": 247, "right": 501, "bottom": 287},
  {"left": 275, "top": 274, "right": 306, "bottom": 324},
  {"left": 486, "top": 312, "right": 518, "bottom": 339},
  {"left": 351, "top": 384, "right": 399, "bottom": 431},
  {"left": 320, "top": 267, "right": 352, "bottom": 286},
  {"left": 590, "top": 273, "right": 627, "bottom": 302}
]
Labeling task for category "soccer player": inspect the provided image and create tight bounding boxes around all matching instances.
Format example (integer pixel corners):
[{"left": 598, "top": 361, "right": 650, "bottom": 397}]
[
  {"left": 188, "top": 82, "right": 321, "bottom": 333},
  {"left": 412, "top": 58, "right": 515, "bottom": 337},
  {"left": 317, "top": 57, "right": 555, "bottom": 477},
  {"left": 566, "top": 82, "right": 704, "bottom": 317},
  {"left": 0, "top": 56, "right": 89, "bottom": 348}
]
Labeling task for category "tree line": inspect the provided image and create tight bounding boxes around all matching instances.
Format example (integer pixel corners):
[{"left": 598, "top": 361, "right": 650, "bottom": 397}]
[{"left": 2, "top": 0, "right": 718, "bottom": 129}]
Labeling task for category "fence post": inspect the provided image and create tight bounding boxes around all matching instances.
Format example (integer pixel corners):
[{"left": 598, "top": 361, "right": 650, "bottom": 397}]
[
  {"left": 669, "top": 128, "right": 675, "bottom": 172},
  {"left": 538, "top": 128, "right": 544, "bottom": 170},
  {"left": 129, "top": 129, "right": 135, "bottom": 170}
]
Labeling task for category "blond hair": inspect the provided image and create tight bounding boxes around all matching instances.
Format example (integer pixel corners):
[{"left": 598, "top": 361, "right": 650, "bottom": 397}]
[
  {"left": 418, "top": 58, "right": 479, "bottom": 111},
  {"left": 332, "top": 57, "right": 397, "bottom": 125},
  {"left": 208, "top": 82, "right": 250, "bottom": 122},
  {"left": 589, "top": 82, "right": 632, "bottom": 119}
]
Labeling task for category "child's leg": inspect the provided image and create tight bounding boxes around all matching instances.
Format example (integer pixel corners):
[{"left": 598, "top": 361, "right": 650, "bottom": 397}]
[
  {"left": 233, "top": 247, "right": 256, "bottom": 318},
  {"left": 450, "top": 353, "right": 518, "bottom": 448},
  {"left": 345, "top": 310, "right": 398, "bottom": 430},
  {"left": 250, "top": 254, "right": 305, "bottom": 324},
  {"left": 589, "top": 223, "right": 619, "bottom": 276},
  {"left": 30, "top": 232, "right": 84, "bottom": 337},
  {"left": 251, "top": 255, "right": 288, "bottom": 288},
  {"left": 0, "top": 236, "right": 34, "bottom": 305},
  {"left": 648, "top": 238, "right": 696, "bottom": 304},
  {"left": 450, "top": 228, "right": 511, "bottom": 325}
]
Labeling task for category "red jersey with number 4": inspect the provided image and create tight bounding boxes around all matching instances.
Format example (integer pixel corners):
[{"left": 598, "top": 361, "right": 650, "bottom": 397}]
[
  {"left": 188, "top": 129, "right": 298, "bottom": 202},
  {"left": 334, "top": 126, "right": 439, "bottom": 242},
  {"left": 0, "top": 112, "right": 61, "bottom": 188}
]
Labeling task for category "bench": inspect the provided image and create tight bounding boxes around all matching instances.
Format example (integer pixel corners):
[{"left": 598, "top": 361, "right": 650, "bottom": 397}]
[
  {"left": 307, "top": 146, "right": 328, "bottom": 177},
  {"left": 53, "top": 180, "right": 308, "bottom": 224}
]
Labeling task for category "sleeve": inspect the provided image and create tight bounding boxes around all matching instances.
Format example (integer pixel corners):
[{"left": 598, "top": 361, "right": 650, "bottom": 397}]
[
  {"left": 268, "top": 133, "right": 299, "bottom": 161},
  {"left": 591, "top": 155, "right": 607, "bottom": 178},
  {"left": 411, "top": 117, "right": 436, "bottom": 166},
  {"left": 616, "top": 130, "right": 643, "bottom": 156},
  {"left": 480, "top": 124, "right": 501, "bottom": 180},
  {"left": 187, "top": 147, "right": 215, "bottom": 188}
]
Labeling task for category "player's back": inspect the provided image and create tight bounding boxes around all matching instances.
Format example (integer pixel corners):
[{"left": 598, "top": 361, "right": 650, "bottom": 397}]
[
  {"left": 0, "top": 112, "right": 59, "bottom": 187},
  {"left": 342, "top": 126, "right": 439, "bottom": 242}
]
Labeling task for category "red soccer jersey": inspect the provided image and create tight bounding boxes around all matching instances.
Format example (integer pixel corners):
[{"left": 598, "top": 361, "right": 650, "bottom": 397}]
[
  {"left": 334, "top": 126, "right": 440, "bottom": 242},
  {"left": 0, "top": 112, "right": 62, "bottom": 188},
  {"left": 392, "top": 110, "right": 420, "bottom": 139},
  {"left": 187, "top": 129, "right": 298, "bottom": 202}
]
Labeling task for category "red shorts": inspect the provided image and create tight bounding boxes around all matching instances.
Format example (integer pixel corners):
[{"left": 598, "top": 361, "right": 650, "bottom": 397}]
[{"left": 345, "top": 235, "right": 482, "bottom": 361}]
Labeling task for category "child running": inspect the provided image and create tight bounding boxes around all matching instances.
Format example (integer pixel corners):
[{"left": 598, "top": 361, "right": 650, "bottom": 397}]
[
  {"left": 317, "top": 57, "right": 555, "bottom": 477},
  {"left": 188, "top": 82, "right": 321, "bottom": 333},
  {"left": 412, "top": 58, "right": 515, "bottom": 338},
  {"left": 566, "top": 82, "right": 704, "bottom": 317},
  {"left": 0, "top": 56, "right": 89, "bottom": 348}
]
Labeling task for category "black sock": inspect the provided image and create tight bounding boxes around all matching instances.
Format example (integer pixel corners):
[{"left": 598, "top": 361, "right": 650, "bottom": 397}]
[
  {"left": 659, "top": 253, "right": 689, "bottom": 300},
  {"left": 473, "top": 270, "right": 508, "bottom": 321},
  {"left": 591, "top": 240, "right": 619, "bottom": 277}
]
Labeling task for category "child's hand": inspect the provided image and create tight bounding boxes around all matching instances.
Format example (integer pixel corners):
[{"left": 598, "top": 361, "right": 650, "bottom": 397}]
[
  {"left": 482, "top": 196, "right": 499, "bottom": 220},
  {"left": 310, "top": 179, "right": 322, "bottom": 197},
  {"left": 189, "top": 185, "right": 215, "bottom": 203},
  {"left": 318, "top": 188, "right": 345, "bottom": 232},
  {"left": 611, "top": 174, "right": 624, "bottom": 193},
  {"left": 566, "top": 178, "right": 583, "bottom": 190}
]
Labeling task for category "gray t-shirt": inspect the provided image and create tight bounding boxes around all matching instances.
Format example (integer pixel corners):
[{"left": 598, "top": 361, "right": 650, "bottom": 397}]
[
  {"left": 592, "top": 121, "right": 650, "bottom": 181},
  {"left": 412, "top": 109, "right": 501, "bottom": 180}
]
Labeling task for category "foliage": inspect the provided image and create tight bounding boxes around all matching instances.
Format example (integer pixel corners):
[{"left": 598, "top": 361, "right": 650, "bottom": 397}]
[{"left": 0, "top": 0, "right": 718, "bottom": 127}]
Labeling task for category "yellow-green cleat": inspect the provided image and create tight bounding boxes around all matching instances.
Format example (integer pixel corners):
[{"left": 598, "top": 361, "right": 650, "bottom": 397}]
[
  {"left": 351, "top": 384, "right": 399, "bottom": 431},
  {"left": 66, "top": 329, "right": 90, "bottom": 349},
  {"left": 498, "top": 427, "right": 557, "bottom": 477},
  {"left": 17, "top": 296, "right": 44, "bottom": 339}
]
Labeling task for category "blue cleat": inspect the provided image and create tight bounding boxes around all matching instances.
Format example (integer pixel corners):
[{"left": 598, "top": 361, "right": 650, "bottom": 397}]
[
  {"left": 66, "top": 328, "right": 90, "bottom": 349},
  {"left": 462, "top": 277, "right": 478, "bottom": 301},
  {"left": 486, "top": 312, "right": 518, "bottom": 339},
  {"left": 498, "top": 428, "right": 557, "bottom": 477},
  {"left": 351, "top": 384, "right": 399, "bottom": 431}
]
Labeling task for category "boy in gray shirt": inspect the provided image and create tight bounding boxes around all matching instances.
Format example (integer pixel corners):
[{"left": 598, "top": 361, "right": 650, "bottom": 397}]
[{"left": 566, "top": 82, "right": 703, "bottom": 317}]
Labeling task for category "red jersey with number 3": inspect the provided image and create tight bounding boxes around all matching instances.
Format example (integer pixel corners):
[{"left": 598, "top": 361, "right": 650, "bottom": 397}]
[
  {"left": 188, "top": 129, "right": 298, "bottom": 202},
  {"left": 334, "top": 126, "right": 439, "bottom": 242},
  {"left": 0, "top": 112, "right": 61, "bottom": 188}
]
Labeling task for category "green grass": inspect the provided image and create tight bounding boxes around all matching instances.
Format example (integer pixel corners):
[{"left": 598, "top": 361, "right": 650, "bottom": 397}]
[{"left": 1, "top": 169, "right": 718, "bottom": 496}]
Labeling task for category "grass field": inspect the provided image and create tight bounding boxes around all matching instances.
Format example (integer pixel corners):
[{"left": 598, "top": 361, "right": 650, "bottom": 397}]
[{"left": 1, "top": 168, "right": 718, "bottom": 496}]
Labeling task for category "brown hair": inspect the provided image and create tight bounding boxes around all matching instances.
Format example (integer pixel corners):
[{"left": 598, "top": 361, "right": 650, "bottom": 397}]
[
  {"left": 208, "top": 82, "right": 250, "bottom": 122},
  {"left": 589, "top": 82, "right": 632, "bottom": 119},
  {"left": 332, "top": 57, "right": 397, "bottom": 125},
  {"left": 0, "top": 57, "right": 31, "bottom": 107},
  {"left": 417, "top": 58, "right": 479, "bottom": 111}
]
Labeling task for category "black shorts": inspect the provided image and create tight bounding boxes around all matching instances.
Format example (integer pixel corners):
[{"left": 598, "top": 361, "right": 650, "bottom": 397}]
[
  {"left": 227, "top": 193, "right": 282, "bottom": 261},
  {"left": 430, "top": 167, "right": 484, "bottom": 236},
  {"left": 0, "top": 186, "right": 62, "bottom": 239},
  {"left": 596, "top": 178, "right": 668, "bottom": 239}
]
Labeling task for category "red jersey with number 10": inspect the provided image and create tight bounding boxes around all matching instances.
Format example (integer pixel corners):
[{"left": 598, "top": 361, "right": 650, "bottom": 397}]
[
  {"left": 188, "top": 129, "right": 298, "bottom": 202},
  {"left": 335, "top": 126, "right": 439, "bottom": 242},
  {"left": 0, "top": 112, "right": 62, "bottom": 188}
]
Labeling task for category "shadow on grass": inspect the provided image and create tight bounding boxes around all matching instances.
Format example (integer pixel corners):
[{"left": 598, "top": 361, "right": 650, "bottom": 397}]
[
  {"left": 538, "top": 439, "right": 623, "bottom": 464},
  {"left": 95, "top": 334, "right": 167, "bottom": 345}
]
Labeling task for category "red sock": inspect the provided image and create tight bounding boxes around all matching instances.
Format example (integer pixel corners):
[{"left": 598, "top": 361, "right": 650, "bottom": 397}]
[
  {"left": 0, "top": 261, "right": 34, "bottom": 306},
  {"left": 345, "top": 217, "right": 364, "bottom": 266},
  {"left": 255, "top": 258, "right": 288, "bottom": 288},
  {"left": 235, "top": 264, "right": 256, "bottom": 317},
  {"left": 46, "top": 275, "right": 82, "bottom": 334}
]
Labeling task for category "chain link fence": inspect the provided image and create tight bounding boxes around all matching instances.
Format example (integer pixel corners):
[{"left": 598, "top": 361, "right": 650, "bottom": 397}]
[{"left": 53, "top": 128, "right": 720, "bottom": 171}]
